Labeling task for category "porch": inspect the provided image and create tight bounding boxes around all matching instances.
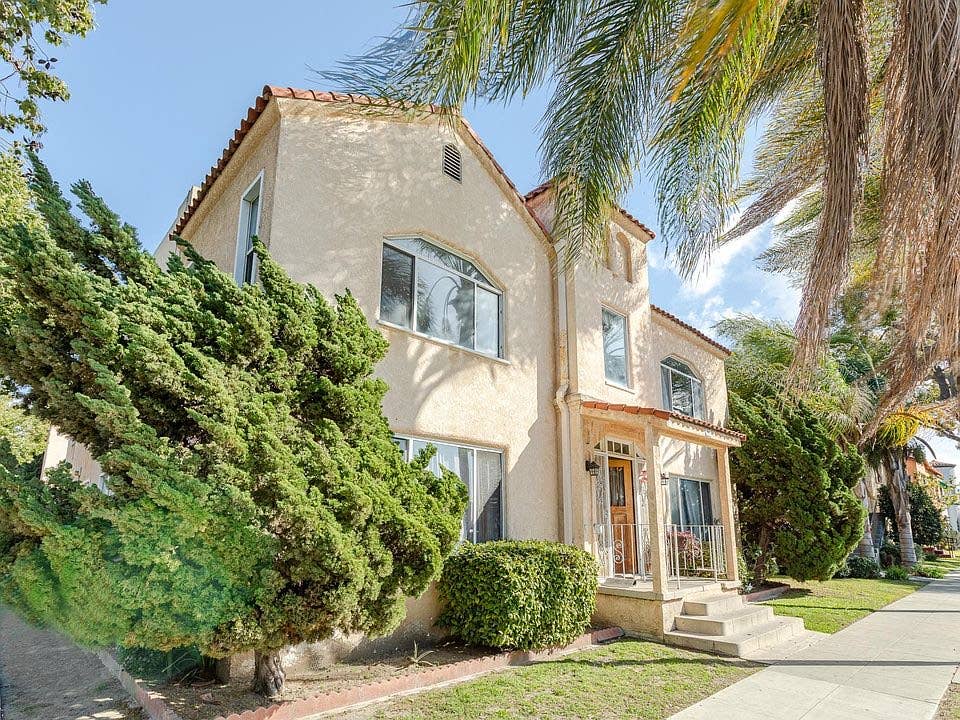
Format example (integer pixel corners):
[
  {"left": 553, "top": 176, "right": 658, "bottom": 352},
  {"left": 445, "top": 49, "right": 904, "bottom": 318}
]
[{"left": 571, "top": 398, "right": 746, "bottom": 638}]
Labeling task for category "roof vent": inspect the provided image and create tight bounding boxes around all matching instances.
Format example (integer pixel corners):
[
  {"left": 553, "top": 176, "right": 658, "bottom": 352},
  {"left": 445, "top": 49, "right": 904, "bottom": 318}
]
[{"left": 442, "top": 143, "right": 462, "bottom": 183}]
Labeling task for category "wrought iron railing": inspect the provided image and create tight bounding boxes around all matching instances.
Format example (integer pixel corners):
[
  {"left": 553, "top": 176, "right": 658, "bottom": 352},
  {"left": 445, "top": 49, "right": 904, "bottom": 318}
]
[{"left": 595, "top": 522, "right": 726, "bottom": 584}]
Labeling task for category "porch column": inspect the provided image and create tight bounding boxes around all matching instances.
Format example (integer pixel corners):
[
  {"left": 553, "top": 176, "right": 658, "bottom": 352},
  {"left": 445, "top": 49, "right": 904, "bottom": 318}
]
[
  {"left": 716, "top": 445, "right": 740, "bottom": 582},
  {"left": 642, "top": 426, "right": 669, "bottom": 595}
]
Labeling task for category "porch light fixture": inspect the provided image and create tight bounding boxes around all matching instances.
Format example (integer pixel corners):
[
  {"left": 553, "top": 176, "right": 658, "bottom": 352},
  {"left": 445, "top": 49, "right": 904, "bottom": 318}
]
[
  {"left": 585, "top": 460, "right": 601, "bottom": 478},
  {"left": 660, "top": 472, "right": 670, "bottom": 486}
]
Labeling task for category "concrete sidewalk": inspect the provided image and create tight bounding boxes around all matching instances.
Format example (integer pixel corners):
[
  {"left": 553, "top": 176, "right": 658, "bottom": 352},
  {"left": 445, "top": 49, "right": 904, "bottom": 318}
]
[{"left": 670, "top": 572, "right": 960, "bottom": 720}]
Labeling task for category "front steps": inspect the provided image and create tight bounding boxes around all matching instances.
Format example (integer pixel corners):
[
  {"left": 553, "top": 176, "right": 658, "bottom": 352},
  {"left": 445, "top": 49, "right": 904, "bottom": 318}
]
[{"left": 664, "top": 590, "right": 807, "bottom": 657}]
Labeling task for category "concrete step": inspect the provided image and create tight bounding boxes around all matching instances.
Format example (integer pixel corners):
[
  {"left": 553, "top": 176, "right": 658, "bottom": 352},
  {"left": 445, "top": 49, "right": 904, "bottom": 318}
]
[
  {"left": 681, "top": 592, "right": 745, "bottom": 617},
  {"left": 740, "top": 628, "right": 829, "bottom": 664},
  {"left": 674, "top": 604, "right": 775, "bottom": 636},
  {"left": 664, "top": 615, "right": 805, "bottom": 656}
]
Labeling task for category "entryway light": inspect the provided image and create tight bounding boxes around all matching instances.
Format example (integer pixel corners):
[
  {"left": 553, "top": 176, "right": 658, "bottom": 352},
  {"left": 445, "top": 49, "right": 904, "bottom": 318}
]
[{"left": 585, "top": 460, "right": 601, "bottom": 478}]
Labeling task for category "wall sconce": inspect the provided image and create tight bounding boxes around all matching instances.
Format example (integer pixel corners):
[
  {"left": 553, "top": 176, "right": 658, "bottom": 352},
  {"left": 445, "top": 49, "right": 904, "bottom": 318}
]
[
  {"left": 660, "top": 472, "right": 670, "bottom": 486},
  {"left": 585, "top": 460, "right": 601, "bottom": 478}
]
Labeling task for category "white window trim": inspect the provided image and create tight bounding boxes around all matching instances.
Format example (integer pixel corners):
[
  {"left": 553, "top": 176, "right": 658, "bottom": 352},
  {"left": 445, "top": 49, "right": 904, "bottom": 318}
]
[
  {"left": 379, "top": 236, "right": 505, "bottom": 359},
  {"left": 394, "top": 433, "right": 505, "bottom": 542},
  {"left": 601, "top": 304, "right": 631, "bottom": 389},
  {"left": 234, "top": 171, "right": 264, "bottom": 284}
]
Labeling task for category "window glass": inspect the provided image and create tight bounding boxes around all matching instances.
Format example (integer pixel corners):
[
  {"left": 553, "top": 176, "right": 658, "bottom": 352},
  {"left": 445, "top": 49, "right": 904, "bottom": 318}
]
[
  {"left": 399, "top": 436, "right": 502, "bottom": 542},
  {"left": 380, "top": 245, "right": 414, "bottom": 327},
  {"left": 475, "top": 287, "right": 500, "bottom": 356},
  {"left": 602, "top": 308, "right": 628, "bottom": 386},
  {"left": 380, "top": 238, "right": 502, "bottom": 357},
  {"left": 389, "top": 237, "right": 490, "bottom": 284},
  {"left": 669, "top": 477, "right": 713, "bottom": 529},
  {"left": 660, "top": 358, "right": 705, "bottom": 419},
  {"left": 237, "top": 183, "right": 261, "bottom": 285},
  {"left": 475, "top": 450, "right": 503, "bottom": 542},
  {"left": 416, "top": 261, "right": 476, "bottom": 348}
]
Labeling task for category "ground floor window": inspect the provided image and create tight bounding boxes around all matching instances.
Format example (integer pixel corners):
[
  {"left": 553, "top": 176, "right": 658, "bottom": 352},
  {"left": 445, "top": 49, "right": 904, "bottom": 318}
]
[
  {"left": 393, "top": 435, "right": 503, "bottom": 542},
  {"left": 668, "top": 476, "right": 714, "bottom": 529}
]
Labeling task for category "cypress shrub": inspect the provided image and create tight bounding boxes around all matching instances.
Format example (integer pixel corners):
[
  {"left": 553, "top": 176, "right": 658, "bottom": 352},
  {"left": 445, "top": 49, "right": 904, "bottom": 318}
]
[{"left": 438, "top": 541, "right": 598, "bottom": 650}]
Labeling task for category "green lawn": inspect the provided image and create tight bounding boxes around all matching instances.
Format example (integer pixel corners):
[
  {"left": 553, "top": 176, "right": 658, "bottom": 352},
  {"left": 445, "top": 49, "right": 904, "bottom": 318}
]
[
  {"left": 927, "top": 555, "right": 960, "bottom": 574},
  {"left": 762, "top": 576, "right": 921, "bottom": 634},
  {"left": 342, "top": 639, "right": 758, "bottom": 720}
]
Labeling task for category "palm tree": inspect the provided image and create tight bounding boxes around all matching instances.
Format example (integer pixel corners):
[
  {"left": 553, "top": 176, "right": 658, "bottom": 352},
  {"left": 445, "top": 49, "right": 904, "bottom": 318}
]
[{"left": 328, "top": 0, "right": 960, "bottom": 424}]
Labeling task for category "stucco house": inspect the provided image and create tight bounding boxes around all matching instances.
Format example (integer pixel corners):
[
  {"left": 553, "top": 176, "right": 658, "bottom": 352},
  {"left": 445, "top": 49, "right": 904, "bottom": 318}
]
[{"left": 42, "top": 86, "right": 802, "bottom": 658}]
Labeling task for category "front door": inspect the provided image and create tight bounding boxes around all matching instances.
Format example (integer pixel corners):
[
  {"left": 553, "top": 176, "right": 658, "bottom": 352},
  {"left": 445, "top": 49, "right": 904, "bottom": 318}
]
[{"left": 608, "top": 457, "right": 636, "bottom": 575}]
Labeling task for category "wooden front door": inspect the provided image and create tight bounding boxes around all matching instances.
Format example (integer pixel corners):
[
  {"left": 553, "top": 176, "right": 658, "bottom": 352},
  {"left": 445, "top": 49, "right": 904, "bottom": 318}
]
[{"left": 608, "top": 457, "right": 637, "bottom": 575}]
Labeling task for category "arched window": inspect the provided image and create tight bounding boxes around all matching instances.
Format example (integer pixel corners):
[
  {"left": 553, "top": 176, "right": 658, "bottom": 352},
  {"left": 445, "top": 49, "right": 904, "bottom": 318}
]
[
  {"left": 660, "top": 357, "right": 705, "bottom": 419},
  {"left": 379, "top": 236, "right": 503, "bottom": 357},
  {"left": 607, "top": 232, "right": 633, "bottom": 283}
]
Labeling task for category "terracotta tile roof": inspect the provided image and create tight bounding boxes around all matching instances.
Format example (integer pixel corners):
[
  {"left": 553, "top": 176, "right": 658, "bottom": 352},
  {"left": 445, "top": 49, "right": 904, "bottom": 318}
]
[
  {"left": 172, "top": 85, "right": 552, "bottom": 241},
  {"left": 581, "top": 400, "right": 746, "bottom": 442},
  {"left": 650, "top": 305, "right": 731, "bottom": 356},
  {"left": 931, "top": 459, "right": 957, "bottom": 467},
  {"left": 523, "top": 181, "right": 656, "bottom": 240}
]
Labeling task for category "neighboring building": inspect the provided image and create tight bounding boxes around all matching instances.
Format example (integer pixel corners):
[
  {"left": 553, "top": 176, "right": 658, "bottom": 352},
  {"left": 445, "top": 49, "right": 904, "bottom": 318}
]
[
  {"left": 907, "top": 457, "right": 949, "bottom": 512},
  {"left": 934, "top": 460, "right": 960, "bottom": 534},
  {"left": 44, "top": 86, "right": 790, "bottom": 658}
]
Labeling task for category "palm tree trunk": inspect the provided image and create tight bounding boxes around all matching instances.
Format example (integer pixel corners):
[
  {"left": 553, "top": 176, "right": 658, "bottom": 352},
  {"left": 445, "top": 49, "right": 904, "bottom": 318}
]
[
  {"left": 253, "top": 650, "right": 285, "bottom": 698},
  {"left": 886, "top": 449, "right": 917, "bottom": 567},
  {"left": 853, "top": 474, "right": 877, "bottom": 561}
]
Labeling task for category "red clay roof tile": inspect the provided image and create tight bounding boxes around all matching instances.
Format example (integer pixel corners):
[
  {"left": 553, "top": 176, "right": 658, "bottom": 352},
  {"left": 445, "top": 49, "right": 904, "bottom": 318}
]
[
  {"left": 581, "top": 400, "right": 745, "bottom": 441},
  {"left": 650, "top": 305, "right": 731, "bottom": 356}
]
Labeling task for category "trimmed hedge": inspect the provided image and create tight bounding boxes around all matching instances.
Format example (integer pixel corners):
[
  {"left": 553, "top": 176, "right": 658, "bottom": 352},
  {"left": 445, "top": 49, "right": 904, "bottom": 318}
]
[{"left": 438, "top": 541, "right": 598, "bottom": 650}]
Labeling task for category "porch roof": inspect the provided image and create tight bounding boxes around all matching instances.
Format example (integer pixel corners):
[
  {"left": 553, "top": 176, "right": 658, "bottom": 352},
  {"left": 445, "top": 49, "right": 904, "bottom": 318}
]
[{"left": 580, "top": 400, "right": 745, "bottom": 447}]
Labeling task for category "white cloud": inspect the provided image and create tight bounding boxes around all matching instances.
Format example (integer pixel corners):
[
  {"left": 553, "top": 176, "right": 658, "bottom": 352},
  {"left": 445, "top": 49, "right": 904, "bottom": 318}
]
[{"left": 680, "top": 211, "right": 768, "bottom": 297}]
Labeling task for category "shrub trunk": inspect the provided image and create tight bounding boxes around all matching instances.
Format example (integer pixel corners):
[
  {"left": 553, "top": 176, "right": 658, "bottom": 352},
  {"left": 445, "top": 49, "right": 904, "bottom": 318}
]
[{"left": 253, "top": 650, "right": 285, "bottom": 698}]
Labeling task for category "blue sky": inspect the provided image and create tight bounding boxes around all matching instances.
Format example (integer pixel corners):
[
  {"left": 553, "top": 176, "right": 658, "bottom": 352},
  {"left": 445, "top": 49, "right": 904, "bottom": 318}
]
[{"left": 35, "top": 2, "right": 958, "bottom": 463}]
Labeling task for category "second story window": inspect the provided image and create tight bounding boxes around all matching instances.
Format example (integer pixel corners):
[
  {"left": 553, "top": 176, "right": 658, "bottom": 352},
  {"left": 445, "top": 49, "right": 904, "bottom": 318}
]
[
  {"left": 235, "top": 174, "right": 262, "bottom": 284},
  {"left": 661, "top": 357, "right": 705, "bottom": 419},
  {"left": 602, "top": 307, "right": 629, "bottom": 387},
  {"left": 379, "top": 237, "right": 503, "bottom": 358}
]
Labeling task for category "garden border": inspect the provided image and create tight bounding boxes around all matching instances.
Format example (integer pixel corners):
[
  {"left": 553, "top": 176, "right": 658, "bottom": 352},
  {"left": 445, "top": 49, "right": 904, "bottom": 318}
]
[
  {"left": 98, "top": 627, "right": 623, "bottom": 720},
  {"left": 742, "top": 582, "right": 790, "bottom": 603}
]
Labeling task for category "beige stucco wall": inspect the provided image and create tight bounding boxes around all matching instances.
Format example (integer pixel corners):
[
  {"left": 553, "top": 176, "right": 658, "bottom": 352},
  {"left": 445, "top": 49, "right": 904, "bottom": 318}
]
[
  {"left": 179, "top": 103, "right": 281, "bottom": 274},
  {"left": 177, "top": 97, "right": 561, "bottom": 543}
]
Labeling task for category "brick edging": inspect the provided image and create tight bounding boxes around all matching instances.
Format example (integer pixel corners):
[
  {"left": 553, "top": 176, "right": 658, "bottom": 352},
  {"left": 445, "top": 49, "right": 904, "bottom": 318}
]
[
  {"left": 97, "top": 651, "right": 184, "bottom": 720},
  {"left": 742, "top": 584, "right": 789, "bottom": 603},
  {"left": 99, "top": 628, "right": 621, "bottom": 720}
]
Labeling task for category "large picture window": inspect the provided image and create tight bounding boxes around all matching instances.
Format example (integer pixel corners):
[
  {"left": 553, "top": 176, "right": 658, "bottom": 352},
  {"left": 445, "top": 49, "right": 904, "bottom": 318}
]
[
  {"left": 602, "top": 307, "right": 629, "bottom": 386},
  {"left": 394, "top": 435, "right": 503, "bottom": 542},
  {"left": 660, "top": 357, "right": 705, "bottom": 419},
  {"left": 669, "top": 476, "right": 714, "bottom": 530},
  {"left": 379, "top": 237, "right": 503, "bottom": 358}
]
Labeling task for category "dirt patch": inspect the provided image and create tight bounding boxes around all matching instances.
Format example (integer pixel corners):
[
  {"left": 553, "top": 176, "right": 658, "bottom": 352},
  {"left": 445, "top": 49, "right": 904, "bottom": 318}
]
[
  {"left": 937, "top": 681, "right": 960, "bottom": 719},
  {"left": 0, "top": 606, "right": 143, "bottom": 720},
  {"left": 143, "top": 643, "right": 492, "bottom": 720}
]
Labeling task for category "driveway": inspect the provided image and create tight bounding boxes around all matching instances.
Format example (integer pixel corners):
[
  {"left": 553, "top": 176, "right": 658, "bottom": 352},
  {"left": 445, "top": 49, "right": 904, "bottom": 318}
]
[
  {"left": 671, "top": 572, "right": 960, "bottom": 719},
  {"left": 0, "top": 607, "right": 142, "bottom": 720}
]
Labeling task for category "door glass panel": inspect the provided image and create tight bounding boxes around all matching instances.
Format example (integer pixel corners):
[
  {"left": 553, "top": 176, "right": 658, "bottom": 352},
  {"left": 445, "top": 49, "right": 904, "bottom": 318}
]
[
  {"left": 609, "top": 465, "right": 627, "bottom": 506},
  {"left": 680, "top": 478, "right": 705, "bottom": 528}
]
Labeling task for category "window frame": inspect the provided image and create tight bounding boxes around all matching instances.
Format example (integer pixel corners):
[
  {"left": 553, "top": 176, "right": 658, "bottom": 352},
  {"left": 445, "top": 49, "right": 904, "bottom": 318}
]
[
  {"left": 234, "top": 171, "right": 264, "bottom": 285},
  {"left": 668, "top": 475, "right": 715, "bottom": 530},
  {"left": 660, "top": 356, "right": 705, "bottom": 419},
  {"left": 601, "top": 305, "right": 631, "bottom": 389},
  {"left": 379, "top": 236, "right": 505, "bottom": 359},
  {"left": 393, "top": 433, "right": 505, "bottom": 543}
]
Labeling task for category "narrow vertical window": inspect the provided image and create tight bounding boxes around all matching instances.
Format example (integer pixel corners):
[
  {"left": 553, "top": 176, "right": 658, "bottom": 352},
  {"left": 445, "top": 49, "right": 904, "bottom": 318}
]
[
  {"left": 602, "top": 307, "right": 629, "bottom": 386},
  {"left": 235, "top": 175, "right": 262, "bottom": 284}
]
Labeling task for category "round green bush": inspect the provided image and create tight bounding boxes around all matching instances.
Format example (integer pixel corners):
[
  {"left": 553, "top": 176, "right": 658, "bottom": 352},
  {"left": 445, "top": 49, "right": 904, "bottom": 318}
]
[
  {"left": 438, "top": 541, "right": 598, "bottom": 650},
  {"left": 845, "top": 556, "right": 881, "bottom": 579},
  {"left": 884, "top": 564, "right": 910, "bottom": 581}
]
